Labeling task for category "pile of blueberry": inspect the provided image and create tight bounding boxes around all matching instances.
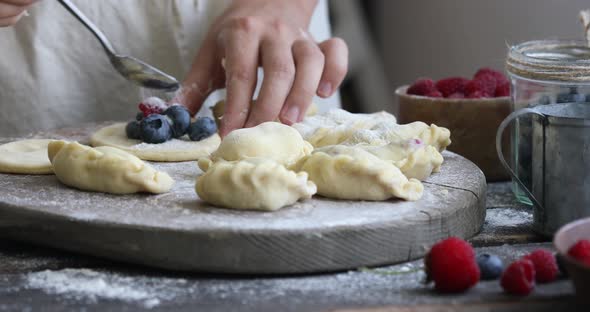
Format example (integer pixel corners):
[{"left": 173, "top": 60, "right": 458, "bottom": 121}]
[
  {"left": 537, "top": 86, "right": 590, "bottom": 106},
  {"left": 126, "top": 97, "right": 217, "bottom": 144}
]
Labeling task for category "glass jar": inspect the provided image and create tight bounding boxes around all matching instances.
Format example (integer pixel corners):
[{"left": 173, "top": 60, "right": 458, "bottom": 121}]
[{"left": 506, "top": 39, "right": 590, "bottom": 205}]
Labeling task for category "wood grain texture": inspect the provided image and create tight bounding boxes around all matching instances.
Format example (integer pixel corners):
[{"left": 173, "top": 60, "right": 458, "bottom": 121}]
[{"left": 0, "top": 124, "right": 486, "bottom": 274}]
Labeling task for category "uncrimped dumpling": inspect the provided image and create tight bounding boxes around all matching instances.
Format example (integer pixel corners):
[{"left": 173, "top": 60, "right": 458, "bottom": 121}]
[
  {"left": 0, "top": 139, "right": 54, "bottom": 174},
  {"left": 202, "top": 122, "right": 313, "bottom": 171},
  {"left": 292, "top": 145, "right": 423, "bottom": 201},
  {"left": 196, "top": 158, "right": 317, "bottom": 211},
  {"left": 48, "top": 141, "right": 174, "bottom": 194}
]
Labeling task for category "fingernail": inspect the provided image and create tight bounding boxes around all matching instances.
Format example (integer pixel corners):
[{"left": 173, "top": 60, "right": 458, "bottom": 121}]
[
  {"left": 282, "top": 106, "right": 299, "bottom": 125},
  {"left": 318, "top": 82, "right": 332, "bottom": 97}
]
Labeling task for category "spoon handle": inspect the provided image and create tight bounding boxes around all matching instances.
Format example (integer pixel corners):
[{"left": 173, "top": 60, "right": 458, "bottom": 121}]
[{"left": 57, "top": 0, "right": 117, "bottom": 57}]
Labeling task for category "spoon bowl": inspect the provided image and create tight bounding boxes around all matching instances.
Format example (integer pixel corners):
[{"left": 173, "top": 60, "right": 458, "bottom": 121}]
[
  {"left": 111, "top": 56, "right": 180, "bottom": 91},
  {"left": 58, "top": 0, "right": 180, "bottom": 92}
]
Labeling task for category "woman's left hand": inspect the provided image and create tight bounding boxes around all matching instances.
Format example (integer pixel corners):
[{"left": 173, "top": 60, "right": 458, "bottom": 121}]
[{"left": 179, "top": 0, "right": 348, "bottom": 137}]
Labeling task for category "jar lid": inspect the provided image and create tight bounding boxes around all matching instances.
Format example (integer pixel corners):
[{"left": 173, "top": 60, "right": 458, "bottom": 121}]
[{"left": 506, "top": 40, "right": 590, "bottom": 83}]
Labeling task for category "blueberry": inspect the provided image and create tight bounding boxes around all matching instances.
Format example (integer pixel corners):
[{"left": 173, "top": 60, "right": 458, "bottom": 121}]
[
  {"left": 136, "top": 112, "right": 144, "bottom": 121},
  {"left": 125, "top": 121, "right": 141, "bottom": 140},
  {"left": 140, "top": 114, "right": 172, "bottom": 144},
  {"left": 537, "top": 95, "right": 552, "bottom": 105},
  {"left": 164, "top": 105, "right": 191, "bottom": 138},
  {"left": 572, "top": 93, "right": 587, "bottom": 103},
  {"left": 557, "top": 88, "right": 586, "bottom": 103},
  {"left": 476, "top": 253, "right": 504, "bottom": 280},
  {"left": 188, "top": 117, "right": 217, "bottom": 141},
  {"left": 556, "top": 93, "right": 570, "bottom": 103}
]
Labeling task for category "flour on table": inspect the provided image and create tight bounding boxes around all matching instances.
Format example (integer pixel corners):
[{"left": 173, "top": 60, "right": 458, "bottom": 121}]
[{"left": 24, "top": 268, "right": 187, "bottom": 308}]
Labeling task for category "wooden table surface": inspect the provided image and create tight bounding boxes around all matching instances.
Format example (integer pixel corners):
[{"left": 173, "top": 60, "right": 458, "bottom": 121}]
[{"left": 0, "top": 181, "right": 576, "bottom": 311}]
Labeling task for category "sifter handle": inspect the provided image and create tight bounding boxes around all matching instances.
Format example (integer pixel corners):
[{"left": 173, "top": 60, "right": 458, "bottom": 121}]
[{"left": 496, "top": 108, "right": 544, "bottom": 209}]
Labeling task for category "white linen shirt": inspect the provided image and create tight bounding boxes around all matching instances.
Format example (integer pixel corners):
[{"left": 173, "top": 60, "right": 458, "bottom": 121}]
[{"left": 0, "top": 0, "right": 338, "bottom": 137}]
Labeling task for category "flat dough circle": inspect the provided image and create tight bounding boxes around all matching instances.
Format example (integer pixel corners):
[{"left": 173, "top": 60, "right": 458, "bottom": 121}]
[
  {"left": 0, "top": 139, "right": 54, "bottom": 174},
  {"left": 90, "top": 123, "right": 221, "bottom": 162}
]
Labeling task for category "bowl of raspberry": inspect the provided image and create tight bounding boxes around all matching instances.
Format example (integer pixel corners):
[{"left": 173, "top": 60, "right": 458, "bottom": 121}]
[
  {"left": 554, "top": 217, "right": 590, "bottom": 303},
  {"left": 396, "top": 68, "right": 511, "bottom": 181}
]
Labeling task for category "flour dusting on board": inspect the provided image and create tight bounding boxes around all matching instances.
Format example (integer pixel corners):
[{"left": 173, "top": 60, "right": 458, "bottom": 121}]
[
  {"left": 132, "top": 137, "right": 199, "bottom": 151},
  {"left": 24, "top": 269, "right": 187, "bottom": 308}
]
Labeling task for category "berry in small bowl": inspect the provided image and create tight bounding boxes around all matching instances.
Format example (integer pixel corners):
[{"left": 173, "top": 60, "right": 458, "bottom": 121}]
[
  {"left": 554, "top": 217, "right": 590, "bottom": 304},
  {"left": 396, "top": 67, "right": 512, "bottom": 181}
]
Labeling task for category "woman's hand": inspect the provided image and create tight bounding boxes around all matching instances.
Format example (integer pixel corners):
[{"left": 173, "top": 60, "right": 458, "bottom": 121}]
[
  {"left": 0, "top": 0, "right": 36, "bottom": 27},
  {"left": 179, "top": 0, "right": 348, "bottom": 137}
]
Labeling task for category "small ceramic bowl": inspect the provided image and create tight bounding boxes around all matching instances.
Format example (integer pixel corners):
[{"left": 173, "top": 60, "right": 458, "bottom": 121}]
[
  {"left": 396, "top": 86, "right": 512, "bottom": 181},
  {"left": 554, "top": 217, "right": 590, "bottom": 303}
]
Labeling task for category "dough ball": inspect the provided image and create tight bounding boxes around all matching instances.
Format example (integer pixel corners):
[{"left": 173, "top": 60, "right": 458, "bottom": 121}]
[{"left": 49, "top": 141, "right": 174, "bottom": 194}]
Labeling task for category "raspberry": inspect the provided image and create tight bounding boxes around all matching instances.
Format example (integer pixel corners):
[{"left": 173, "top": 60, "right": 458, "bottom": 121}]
[
  {"left": 467, "top": 91, "right": 485, "bottom": 99},
  {"left": 474, "top": 67, "right": 509, "bottom": 85},
  {"left": 425, "top": 90, "right": 443, "bottom": 98},
  {"left": 522, "top": 249, "right": 558, "bottom": 283},
  {"left": 425, "top": 237, "right": 480, "bottom": 293},
  {"left": 448, "top": 92, "right": 465, "bottom": 99},
  {"left": 138, "top": 97, "right": 168, "bottom": 117},
  {"left": 568, "top": 239, "right": 590, "bottom": 266},
  {"left": 435, "top": 77, "right": 469, "bottom": 97},
  {"left": 495, "top": 80, "right": 510, "bottom": 97},
  {"left": 500, "top": 259, "right": 535, "bottom": 295},
  {"left": 465, "top": 74, "right": 497, "bottom": 97},
  {"left": 407, "top": 78, "right": 436, "bottom": 96}
]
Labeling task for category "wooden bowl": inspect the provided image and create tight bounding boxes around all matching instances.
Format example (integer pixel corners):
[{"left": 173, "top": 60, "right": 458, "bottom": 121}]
[
  {"left": 396, "top": 85, "right": 512, "bottom": 181},
  {"left": 554, "top": 217, "right": 590, "bottom": 303}
]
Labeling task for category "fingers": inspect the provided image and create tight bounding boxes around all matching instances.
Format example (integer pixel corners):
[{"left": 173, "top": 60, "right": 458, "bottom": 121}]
[
  {"left": 0, "top": 2, "right": 28, "bottom": 27},
  {"left": 2, "top": 0, "right": 36, "bottom": 6},
  {"left": 244, "top": 39, "right": 295, "bottom": 128},
  {"left": 218, "top": 18, "right": 260, "bottom": 137},
  {"left": 279, "top": 39, "right": 324, "bottom": 125},
  {"left": 317, "top": 37, "right": 348, "bottom": 98},
  {"left": 178, "top": 36, "right": 224, "bottom": 115}
]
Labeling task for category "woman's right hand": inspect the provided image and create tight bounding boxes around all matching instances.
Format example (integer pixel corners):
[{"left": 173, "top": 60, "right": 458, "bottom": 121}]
[{"left": 0, "top": 0, "right": 37, "bottom": 27}]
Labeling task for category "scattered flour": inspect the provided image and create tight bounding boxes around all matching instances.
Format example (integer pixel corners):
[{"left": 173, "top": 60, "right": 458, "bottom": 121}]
[
  {"left": 24, "top": 268, "right": 186, "bottom": 308},
  {"left": 485, "top": 208, "right": 531, "bottom": 227},
  {"left": 132, "top": 137, "right": 200, "bottom": 151}
]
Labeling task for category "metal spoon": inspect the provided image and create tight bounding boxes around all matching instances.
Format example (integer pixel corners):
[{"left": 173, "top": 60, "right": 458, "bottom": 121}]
[{"left": 57, "top": 0, "right": 180, "bottom": 92}]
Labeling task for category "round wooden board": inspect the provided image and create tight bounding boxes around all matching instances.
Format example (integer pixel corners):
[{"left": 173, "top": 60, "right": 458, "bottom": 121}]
[{"left": 0, "top": 124, "right": 486, "bottom": 274}]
